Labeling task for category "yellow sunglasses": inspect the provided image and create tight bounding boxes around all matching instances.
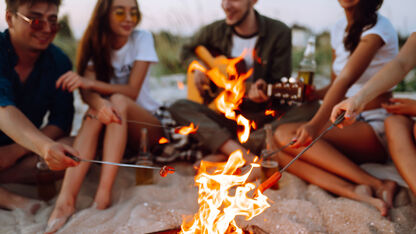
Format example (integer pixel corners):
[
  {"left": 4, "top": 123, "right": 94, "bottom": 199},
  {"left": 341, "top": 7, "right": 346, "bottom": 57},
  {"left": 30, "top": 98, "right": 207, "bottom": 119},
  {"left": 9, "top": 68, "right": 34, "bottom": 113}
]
[{"left": 113, "top": 8, "right": 139, "bottom": 24}]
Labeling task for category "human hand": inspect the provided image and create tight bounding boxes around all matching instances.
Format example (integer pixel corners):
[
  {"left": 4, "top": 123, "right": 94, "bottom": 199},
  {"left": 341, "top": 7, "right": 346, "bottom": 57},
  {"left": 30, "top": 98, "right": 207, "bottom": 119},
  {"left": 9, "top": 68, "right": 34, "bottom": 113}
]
[
  {"left": 330, "top": 97, "right": 362, "bottom": 128},
  {"left": 382, "top": 98, "right": 416, "bottom": 116},
  {"left": 247, "top": 79, "right": 268, "bottom": 103},
  {"left": 97, "top": 100, "right": 122, "bottom": 125},
  {"left": 291, "top": 123, "right": 319, "bottom": 148},
  {"left": 56, "top": 71, "right": 93, "bottom": 92},
  {"left": 42, "top": 142, "right": 79, "bottom": 171},
  {"left": 193, "top": 70, "right": 211, "bottom": 96}
]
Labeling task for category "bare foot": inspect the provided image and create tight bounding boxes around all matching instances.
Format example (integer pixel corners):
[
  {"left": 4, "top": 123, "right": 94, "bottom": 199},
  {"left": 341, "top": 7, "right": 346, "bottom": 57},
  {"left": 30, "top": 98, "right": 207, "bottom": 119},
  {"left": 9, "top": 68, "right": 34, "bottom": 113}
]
[
  {"left": 45, "top": 199, "right": 75, "bottom": 233},
  {"left": 93, "top": 191, "right": 111, "bottom": 210},
  {"left": 375, "top": 180, "right": 397, "bottom": 208},
  {"left": 355, "top": 184, "right": 388, "bottom": 216},
  {"left": 20, "top": 199, "right": 44, "bottom": 215}
]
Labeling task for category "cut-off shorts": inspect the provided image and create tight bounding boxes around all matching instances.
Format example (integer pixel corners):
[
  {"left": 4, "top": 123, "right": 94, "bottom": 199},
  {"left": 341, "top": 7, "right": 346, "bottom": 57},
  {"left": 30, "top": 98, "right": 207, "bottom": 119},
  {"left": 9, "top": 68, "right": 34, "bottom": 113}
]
[{"left": 356, "top": 108, "right": 390, "bottom": 149}]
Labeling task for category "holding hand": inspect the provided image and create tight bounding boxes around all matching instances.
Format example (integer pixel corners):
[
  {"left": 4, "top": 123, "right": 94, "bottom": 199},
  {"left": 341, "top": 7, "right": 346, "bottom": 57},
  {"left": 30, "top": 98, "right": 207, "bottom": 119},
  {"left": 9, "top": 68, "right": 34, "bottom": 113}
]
[
  {"left": 382, "top": 98, "right": 416, "bottom": 116},
  {"left": 330, "top": 96, "right": 362, "bottom": 128},
  {"left": 42, "top": 142, "right": 79, "bottom": 171},
  {"left": 56, "top": 71, "right": 93, "bottom": 92},
  {"left": 193, "top": 70, "right": 211, "bottom": 95},
  {"left": 97, "top": 100, "right": 122, "bottom": 125},
  {"left": 247, "top": 79, "right": 268, "bottom": 103},
  {"left": 291, "top": 123, "right": 319, "bottom": 148}
]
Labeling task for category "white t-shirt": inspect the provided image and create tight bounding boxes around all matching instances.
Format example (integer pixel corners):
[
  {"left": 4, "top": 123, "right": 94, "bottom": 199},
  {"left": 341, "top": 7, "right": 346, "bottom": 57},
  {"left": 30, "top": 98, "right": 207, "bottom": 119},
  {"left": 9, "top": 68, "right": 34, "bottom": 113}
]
[
  {"left": 331, "top": 14, "right": 399, "bottom": 97},
  {"left": 231, "top": 34, "right": 258, "bottom": 71},
  {"left": 111, "top": 29, "right": 160, "bottom": 113}
]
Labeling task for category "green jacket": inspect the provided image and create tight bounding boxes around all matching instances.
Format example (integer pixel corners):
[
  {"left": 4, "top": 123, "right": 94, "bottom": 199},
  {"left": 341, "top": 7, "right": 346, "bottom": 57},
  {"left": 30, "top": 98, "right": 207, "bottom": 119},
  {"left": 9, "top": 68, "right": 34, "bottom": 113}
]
[{"left": 181, "top": 11, "right": 292, "bottom": 83}]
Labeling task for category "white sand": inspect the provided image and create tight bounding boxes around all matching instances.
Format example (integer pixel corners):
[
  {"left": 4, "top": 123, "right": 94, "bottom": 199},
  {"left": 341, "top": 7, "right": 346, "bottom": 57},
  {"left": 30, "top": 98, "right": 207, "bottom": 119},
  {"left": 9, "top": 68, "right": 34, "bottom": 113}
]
[{"left": 1, "top": 74, "right": 416, "bottom": 234}]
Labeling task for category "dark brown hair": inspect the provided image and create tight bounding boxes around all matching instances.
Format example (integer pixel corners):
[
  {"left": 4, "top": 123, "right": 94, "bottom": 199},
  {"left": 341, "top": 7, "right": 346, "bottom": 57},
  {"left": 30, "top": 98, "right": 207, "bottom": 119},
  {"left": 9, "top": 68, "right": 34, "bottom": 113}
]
[
  {"left": 5, "top": 0, "right": 61, "bottom": 12},
  {"left": 76, "top": 0, "right": 141, "bottom": 82},
  {"left": 344, "top": 0, "right": 383, "bottom": 54}
]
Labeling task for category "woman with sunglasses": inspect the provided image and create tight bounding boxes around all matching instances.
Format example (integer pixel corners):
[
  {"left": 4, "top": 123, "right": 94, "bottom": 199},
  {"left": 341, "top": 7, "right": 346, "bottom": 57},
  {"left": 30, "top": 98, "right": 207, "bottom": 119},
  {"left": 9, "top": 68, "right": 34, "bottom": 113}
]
[{"left": 46, "top": 0, "right": 164, "bottom": 232}]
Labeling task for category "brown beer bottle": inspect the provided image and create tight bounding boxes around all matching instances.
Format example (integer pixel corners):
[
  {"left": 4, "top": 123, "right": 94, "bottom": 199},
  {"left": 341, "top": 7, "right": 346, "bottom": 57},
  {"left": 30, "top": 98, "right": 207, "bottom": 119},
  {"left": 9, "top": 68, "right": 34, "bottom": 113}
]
[
  {"left": 135, "top": 128, "right": 154, "bottom": 185},
  {"left": 298, "top": 36, "right": 317, "bottom": 86}
]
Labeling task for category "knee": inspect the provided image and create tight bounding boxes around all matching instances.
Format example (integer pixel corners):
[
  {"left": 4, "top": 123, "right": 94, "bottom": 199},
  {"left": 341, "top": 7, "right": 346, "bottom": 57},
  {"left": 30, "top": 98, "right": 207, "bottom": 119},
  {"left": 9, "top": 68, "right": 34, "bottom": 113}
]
[
  {"left": 385, "top": 115, "right": 408, "bottom": 130},
  {"left": 274, "top": 124, "right": 296, "bottom": 146},
  {"left": 109, "top": 94, "right": 129, "bottom": 113}
]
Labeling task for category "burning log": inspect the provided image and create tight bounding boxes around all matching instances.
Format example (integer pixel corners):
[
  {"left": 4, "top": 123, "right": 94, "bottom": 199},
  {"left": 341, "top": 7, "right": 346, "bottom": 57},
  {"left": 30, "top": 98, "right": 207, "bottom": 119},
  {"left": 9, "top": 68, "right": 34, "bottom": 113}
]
[{"left": 148, "top": 225, "right": 268, "bottom": 234}]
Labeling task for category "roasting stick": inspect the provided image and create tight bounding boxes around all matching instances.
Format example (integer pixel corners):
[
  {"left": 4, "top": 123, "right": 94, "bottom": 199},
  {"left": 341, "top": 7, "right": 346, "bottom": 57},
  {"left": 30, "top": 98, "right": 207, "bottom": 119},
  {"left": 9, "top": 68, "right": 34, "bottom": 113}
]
[
  {"left": 65, "top": 154, "right": 175, "bottom": 177},
  {"left": 257, "top": 112, "right": 345, "bottom": 194}
]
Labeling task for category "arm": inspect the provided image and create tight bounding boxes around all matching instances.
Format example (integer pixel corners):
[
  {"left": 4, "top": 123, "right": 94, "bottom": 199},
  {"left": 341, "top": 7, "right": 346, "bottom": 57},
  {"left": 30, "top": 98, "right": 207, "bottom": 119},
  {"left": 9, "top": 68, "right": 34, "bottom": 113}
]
[
  {"left": 293, "top": 34, "right": 384, "bottom": 146},
  {"left": 0, "top": 125, "right": 65, "bottom": 169},
  {"left": 268, "top": 26, "right": 292, "bottom": 82},
  {"left": 0, "top": 106, "right": 78, "bottom": 170},
  {"left": 331, "top": 32, "right": 416, "bottom": 123}
]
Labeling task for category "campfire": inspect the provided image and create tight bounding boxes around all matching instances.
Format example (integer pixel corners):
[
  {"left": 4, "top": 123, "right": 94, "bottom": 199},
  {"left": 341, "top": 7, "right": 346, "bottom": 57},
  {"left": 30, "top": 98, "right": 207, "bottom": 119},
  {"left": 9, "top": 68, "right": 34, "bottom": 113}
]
[
  {"left": 180, "top": 150, "right": 270, "bottom": 233},
  {"left": 169, "top": 54, "right": 270, "bottom": 233}
]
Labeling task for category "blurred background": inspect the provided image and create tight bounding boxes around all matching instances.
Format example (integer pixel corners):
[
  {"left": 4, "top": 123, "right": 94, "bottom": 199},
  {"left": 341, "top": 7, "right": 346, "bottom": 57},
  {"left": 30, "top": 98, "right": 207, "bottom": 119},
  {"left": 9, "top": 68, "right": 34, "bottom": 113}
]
[{"left": 0, "top": 0, "right": 415, "bottom": 90}]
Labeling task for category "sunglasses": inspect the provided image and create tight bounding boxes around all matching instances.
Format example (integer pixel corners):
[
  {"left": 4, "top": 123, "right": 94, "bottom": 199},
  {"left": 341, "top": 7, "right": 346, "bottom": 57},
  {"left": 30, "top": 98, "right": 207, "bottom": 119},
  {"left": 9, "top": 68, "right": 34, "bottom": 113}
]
[
  {"left": 16, "top": 12, "right": 60, "bottom": 33},
  {"left": 113, "top": 9, "right": 139, "bottom": 24}
]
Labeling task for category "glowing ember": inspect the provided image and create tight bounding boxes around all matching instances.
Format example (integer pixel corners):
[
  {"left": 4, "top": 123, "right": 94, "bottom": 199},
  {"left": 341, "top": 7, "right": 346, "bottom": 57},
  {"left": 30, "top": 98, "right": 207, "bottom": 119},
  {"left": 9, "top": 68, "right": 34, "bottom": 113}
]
[
  {"left": 158, "top": 137, "right": 169, "bottom": 144},
  {"left": 180, "top": 150, "right": 270, "bottom": 234},
  {"left": 175, "top": 123, "right": 199, "bottom": 135},
  {"left": 265, "top": 110, "right": 276, "bottom": 117},
  {"left": 188, "top": 54, "right": 254, "bottom": 143},
  {"left": 177, "top": 81, "right": 185, "bottom": 90}
]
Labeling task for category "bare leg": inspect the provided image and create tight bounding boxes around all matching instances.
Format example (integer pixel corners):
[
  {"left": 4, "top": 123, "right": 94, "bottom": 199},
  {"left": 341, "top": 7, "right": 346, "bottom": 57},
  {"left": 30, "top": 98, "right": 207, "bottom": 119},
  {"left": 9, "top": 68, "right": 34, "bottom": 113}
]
[
  {"left": 46, "top": 112, "right": 103, "bottom": 233},
  {"left": 385, "top": 115, "right": 416, "bottom": 195},
  {"left": 0, "top": 187, "right": 43, "bottom": 214},
  {"left": 93, "top": 94, "right": 164, "bottom": 209},
  {"left": 275, "top": 151, "right": 388, "bottom": 216},
  {"left": 275, "top": 122, "right": 396, "bottom": 207}
]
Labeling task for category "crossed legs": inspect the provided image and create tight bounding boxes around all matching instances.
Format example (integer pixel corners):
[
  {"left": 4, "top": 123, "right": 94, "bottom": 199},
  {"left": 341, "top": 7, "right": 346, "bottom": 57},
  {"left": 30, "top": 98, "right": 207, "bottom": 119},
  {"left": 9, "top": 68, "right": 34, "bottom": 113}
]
[{"left": 274, "top": 121, "right": 396, "bottom": 216}]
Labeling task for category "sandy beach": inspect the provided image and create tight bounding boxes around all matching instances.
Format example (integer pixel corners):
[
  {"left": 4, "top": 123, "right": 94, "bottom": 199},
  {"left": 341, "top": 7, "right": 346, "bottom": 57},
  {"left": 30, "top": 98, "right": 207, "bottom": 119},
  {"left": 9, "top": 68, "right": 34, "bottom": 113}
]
[{"left": 1, "top": 74, "right": 416, "bottom": 234}]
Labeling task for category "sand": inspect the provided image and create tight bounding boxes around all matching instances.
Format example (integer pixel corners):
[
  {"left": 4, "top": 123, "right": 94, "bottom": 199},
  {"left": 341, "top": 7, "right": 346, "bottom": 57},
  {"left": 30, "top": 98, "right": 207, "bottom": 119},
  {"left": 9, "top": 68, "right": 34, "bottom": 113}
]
[{"left": 1, "top": 74, "right": 416, "bottom": 234}]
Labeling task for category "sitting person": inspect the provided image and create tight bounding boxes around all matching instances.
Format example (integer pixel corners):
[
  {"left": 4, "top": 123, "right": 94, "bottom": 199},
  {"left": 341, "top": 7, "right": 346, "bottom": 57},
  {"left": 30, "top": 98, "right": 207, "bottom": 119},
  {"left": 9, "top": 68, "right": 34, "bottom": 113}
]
[
  {"left": 274, "top": 0, "right": 398, "bottom": 216},
  {"left": 167, "top": 0, "right": 320, "bottom": 166},
  {"left": 0, "top": 0, "right": 79, "bottom": 214},
  {"left": 46, "top": 0, "right": 164, "bottom": 232},
  {"left": 331, "top": 31, "right": 416, "bottom": 196}
]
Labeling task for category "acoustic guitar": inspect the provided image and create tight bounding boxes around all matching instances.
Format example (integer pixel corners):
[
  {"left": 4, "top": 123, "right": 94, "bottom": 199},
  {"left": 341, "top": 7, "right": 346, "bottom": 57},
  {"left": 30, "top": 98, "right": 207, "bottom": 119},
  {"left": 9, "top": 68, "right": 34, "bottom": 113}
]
[{"left": 186, "top": 46, "right": 306, "bottom": 110}]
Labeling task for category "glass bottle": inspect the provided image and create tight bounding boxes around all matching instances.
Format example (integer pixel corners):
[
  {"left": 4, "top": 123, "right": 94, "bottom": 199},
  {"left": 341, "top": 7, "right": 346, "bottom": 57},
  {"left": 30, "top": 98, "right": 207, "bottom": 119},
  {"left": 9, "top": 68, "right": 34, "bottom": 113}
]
[
  {"left": 36, "top": 159, "right": 57, "bottom": 201},
  {"left": 135, "top": 128, "right": 154, "bottom": 185},
  {"left": 261, "top": 124, "right": 280, "bottom": 190},
  {"left": 298, "top": 36, "right": 317, "bottom": 86}
]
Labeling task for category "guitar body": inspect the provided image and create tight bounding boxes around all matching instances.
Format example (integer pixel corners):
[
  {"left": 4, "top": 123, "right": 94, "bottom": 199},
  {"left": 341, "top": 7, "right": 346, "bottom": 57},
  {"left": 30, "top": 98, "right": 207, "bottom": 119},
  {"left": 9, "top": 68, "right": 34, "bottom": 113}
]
[{"left": 186, "top": 52, "right": 229, "bottom": 111}]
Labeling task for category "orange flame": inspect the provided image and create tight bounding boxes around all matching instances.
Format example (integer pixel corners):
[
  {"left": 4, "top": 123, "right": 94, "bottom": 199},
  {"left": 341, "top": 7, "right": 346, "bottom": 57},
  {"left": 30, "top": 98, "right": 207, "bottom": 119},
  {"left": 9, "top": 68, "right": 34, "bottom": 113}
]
[
  {"left": 175, "top": 123, "right": 198, "bottom": 135},
  {"left": 158, "top": 137, "right": 169, "bottom": 144},
  {"left": 177, "top": 81, "right": 185, "bottom": 90},
  {"left": 180, "top": 150, "right": 270, "bottom": 233},
  {"left": 190, "top": 53, "right": 254, "bottom": 143},
  {"left": 265, "top": 109, "right": 276, "bottom": 117}
]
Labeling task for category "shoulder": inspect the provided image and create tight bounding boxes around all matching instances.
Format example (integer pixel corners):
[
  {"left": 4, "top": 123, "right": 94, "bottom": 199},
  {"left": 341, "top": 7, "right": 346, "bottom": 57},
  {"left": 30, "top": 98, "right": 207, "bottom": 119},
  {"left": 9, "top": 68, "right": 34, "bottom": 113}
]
[
  {"left": 262, "top": 15, "right": 290, "bottom": 33},
  {"left": 363, "top": 14, "right": 397, "bottom": 43},
  {"left": 331, "top": 17, "right": 346, "bottom": 35}
]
